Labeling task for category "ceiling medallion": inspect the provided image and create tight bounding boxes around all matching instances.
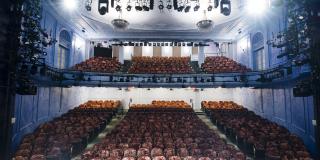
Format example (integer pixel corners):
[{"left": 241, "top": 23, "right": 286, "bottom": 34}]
[{"left": 196, "top": 10, "right": 214, "bottom": 32}]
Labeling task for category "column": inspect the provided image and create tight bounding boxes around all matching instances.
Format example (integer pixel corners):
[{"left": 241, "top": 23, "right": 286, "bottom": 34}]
[
  {"left": 198, "top": 46, "right": 205, "bottom": 66},
  {"left": 119, "top": 46, "right": 124, "bottom": 64}
]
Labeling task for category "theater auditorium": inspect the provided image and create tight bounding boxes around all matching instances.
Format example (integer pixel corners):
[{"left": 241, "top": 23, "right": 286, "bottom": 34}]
[{"left": 0, "top": 0, "right": 319, "bottom": 159}]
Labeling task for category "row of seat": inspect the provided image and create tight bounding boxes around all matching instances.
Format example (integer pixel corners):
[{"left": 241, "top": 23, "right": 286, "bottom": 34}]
[
  {"left": 81, "top": 108, "right": 246, "bottom": 160},
  {"left": 71, "top": 56, "right": 252, "bottom": 74},
  {"left": 202, "top": 101, "right": 312, "bottom": 160},
  {"left": 131, "top": 101, "right": 191, "bottom": 109},
  {"left": 71, "top": 57, "right": 121, "bottom": 73},
  {"left": 201, "top": 56, "right": 251, "bottom": 73},
  {"left": 13, "top": 100, "right": 120, "bottom": 160},
  {"left": 128, "top": 57, "right": 194, "bottom": 74}
]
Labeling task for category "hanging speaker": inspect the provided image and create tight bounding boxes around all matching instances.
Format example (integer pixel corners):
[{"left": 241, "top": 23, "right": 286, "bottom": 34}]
[
  {"left": 214, "top": 0, "right": 219, "bottom": 8},
  {"left": 111, "top": 0, "right": 114, "bottom": 8},
  {"left": 150, "top": 0, "right": 154, "bottom": 9},
  {"left": 98, "top": 0, "right": 109, "bottom": 15},
  {"left": 173, "top": 0, "right": 178, "bottom": 10}
]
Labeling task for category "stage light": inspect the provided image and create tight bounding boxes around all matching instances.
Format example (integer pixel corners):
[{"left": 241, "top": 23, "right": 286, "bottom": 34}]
[
  {"left": 127, "top": 5, "right": 132, "bottom": 11},
  {"left": 208, "top": 5, "right": 213, "bottom": 11},
  {"left": 85, "top": 0, "right": 92, "bottom": 11},
  {"left": 246, "top": 0, "right": 268, "bottom": 16},
  {"left": 184, "top": 5, "right": 191, "bottom": 12},
  {"left": 177, "top": 6, "right": 184, "bottom": 12},
  {"left": 167, "top": 0, "right": 172, "bottom": 10},
  {"left": 115, "top": 5, "right": 121, "bottom": 11},
  {"left": 143, "top": 5, "right": 150, "bottom": 11},
  {"left": 159, "top": 0, "right": 164, "bottom": 10},
  {"left": 98, "top": 0, "right": 109, "bottom": 15},
  {"left": 220, "top": 0, "right": 231, "bottom": 16},
  {"left": 194, "top": 4, "right": 200, "bottom": 11},
  {"left": 63, "top": 0, "right": 77, "bottom": 10}
]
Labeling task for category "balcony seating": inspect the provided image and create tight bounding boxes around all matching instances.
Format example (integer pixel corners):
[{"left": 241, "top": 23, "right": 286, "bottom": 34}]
[
  {"left": 71, "top": 57, "right": 121, "bottom": 73},
  {"left": 201, "top": 56, "right": 251, "bottom": 73},
  {"left": 128, "top": 57, "right": 194, "bottom": 74},
  {"left": 202, "top": 101, "right": 312, "bottom": 159},
  {"left": 81, "top": 104, "right": 246, "bottom": 160},
  {"left": 13, "top": 100, "right": 120, "bottom": 160}
]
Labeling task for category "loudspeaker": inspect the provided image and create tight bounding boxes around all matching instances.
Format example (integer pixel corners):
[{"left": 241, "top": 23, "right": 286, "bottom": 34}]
[
  {"left": 173, "top": 0, "right": 178, "bottom": 10},
  {"left": 150, "top": 0, "right": 154, "bottom": 9}
]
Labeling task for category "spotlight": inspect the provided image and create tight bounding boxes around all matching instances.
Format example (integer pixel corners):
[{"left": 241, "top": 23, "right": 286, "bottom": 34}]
[
  {"left": 98, "top": 0, "right": 109, "bottom": 15},
  {"left": 127, "top": 5, "right": 132, "bottom": 11},
  {"left": 208, "top": 5, "right": 213, "bottom": 11},
  {"left": 246, "top": 0, "right": 268, "bottom": 15},
  {"left": 135, "top": 1, "right": 143, "bottom": 11},
  {"left": 220, "top": 0, "right": 231, "bottom": 16},
  {"left": 63, "top": 0, "right": 77, "bottom": 10},
  {"left": 184, "top": 5, "right": 191, "bottom": 12},
  {"left": 194, "top": 4, "right": 200, "bottom": 11},
  {"left": 115, "top": 5, "right": 121, "bottom": 11},
  {"left": 143, "top": 5, "right": 150, "bottom": 11},
  {"left": 214, "top": 0, "right": 219, "bottom": 8},
  {"left": 177, "top": 5, "right": 184, "bottom": 12},
  {"left": 85, "top": 0, "right": 92, "bottom": 11},
  {"left": 159, "top": 0, "right": 164, "bottom": 10}
]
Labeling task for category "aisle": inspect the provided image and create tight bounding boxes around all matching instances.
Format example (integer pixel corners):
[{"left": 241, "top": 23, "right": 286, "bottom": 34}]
[
  {"left": 197, "top": 112, "right": 253, "bottom": 160},
  {"left": 73, "top": 112, "right": 127, "bottom": 160}
]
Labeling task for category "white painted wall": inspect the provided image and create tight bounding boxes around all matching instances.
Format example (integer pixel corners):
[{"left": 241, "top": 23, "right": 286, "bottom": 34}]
[
  {"left": 181, "top": 46, "right": 192, "bottom": 57},
  {"left": 161, "top": 46, "right": 173, "bottom": 57},
  {"left": 142, "top": 46, "right": 154, "bottom": 57},
  {"left": 123, "top": 46, "right": 134, "bottom": 60},
  {"left": 78, "top": 87, "right": 235, "bottom": 110}
]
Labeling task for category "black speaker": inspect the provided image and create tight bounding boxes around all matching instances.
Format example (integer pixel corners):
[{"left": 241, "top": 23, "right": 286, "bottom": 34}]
[
  {"left": 173, "top": 0, "right": 178, "bottom": 10},
  {"left": 111, "top": 0, "right": 114, "bottom": 7},
  {"left": 150, "top": 0, "right": 154, "bottom": 10}
]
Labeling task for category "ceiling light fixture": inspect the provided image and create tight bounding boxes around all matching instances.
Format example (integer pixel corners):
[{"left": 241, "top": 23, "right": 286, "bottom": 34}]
[
  {"left": 246, "top": 0, "right": 268, "bottom": 15},
  {"left": 112, "top": 11, "right": 130, "bottom": 31},
  {"left": 196, "top": 10, "right": 214, "bottom": 32},
  {"left": 220, "top": 0, "right": 231, "bottom": 16},
  {"left": 63, "top": 0, "right": 77, "bottom": 10},
  {"left": 98, "top": 0, "right": 109, "bottom": 15}
]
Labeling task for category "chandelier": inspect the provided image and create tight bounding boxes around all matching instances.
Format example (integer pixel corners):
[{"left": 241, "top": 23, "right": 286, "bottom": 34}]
[
  {"left": 196, "top": 10, "right": 214, "bottom": 32},
  {"left": 111, "top": 11, "right": 129, "bottom": 31}
]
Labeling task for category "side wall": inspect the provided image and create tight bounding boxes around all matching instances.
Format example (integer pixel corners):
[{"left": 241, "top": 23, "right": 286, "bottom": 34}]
[
  {"left": 11, "top": 87, "right": 88, "bottom": 151},
  {"left": 41, "top": 7, "right": 91, "bottom": 68}
]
